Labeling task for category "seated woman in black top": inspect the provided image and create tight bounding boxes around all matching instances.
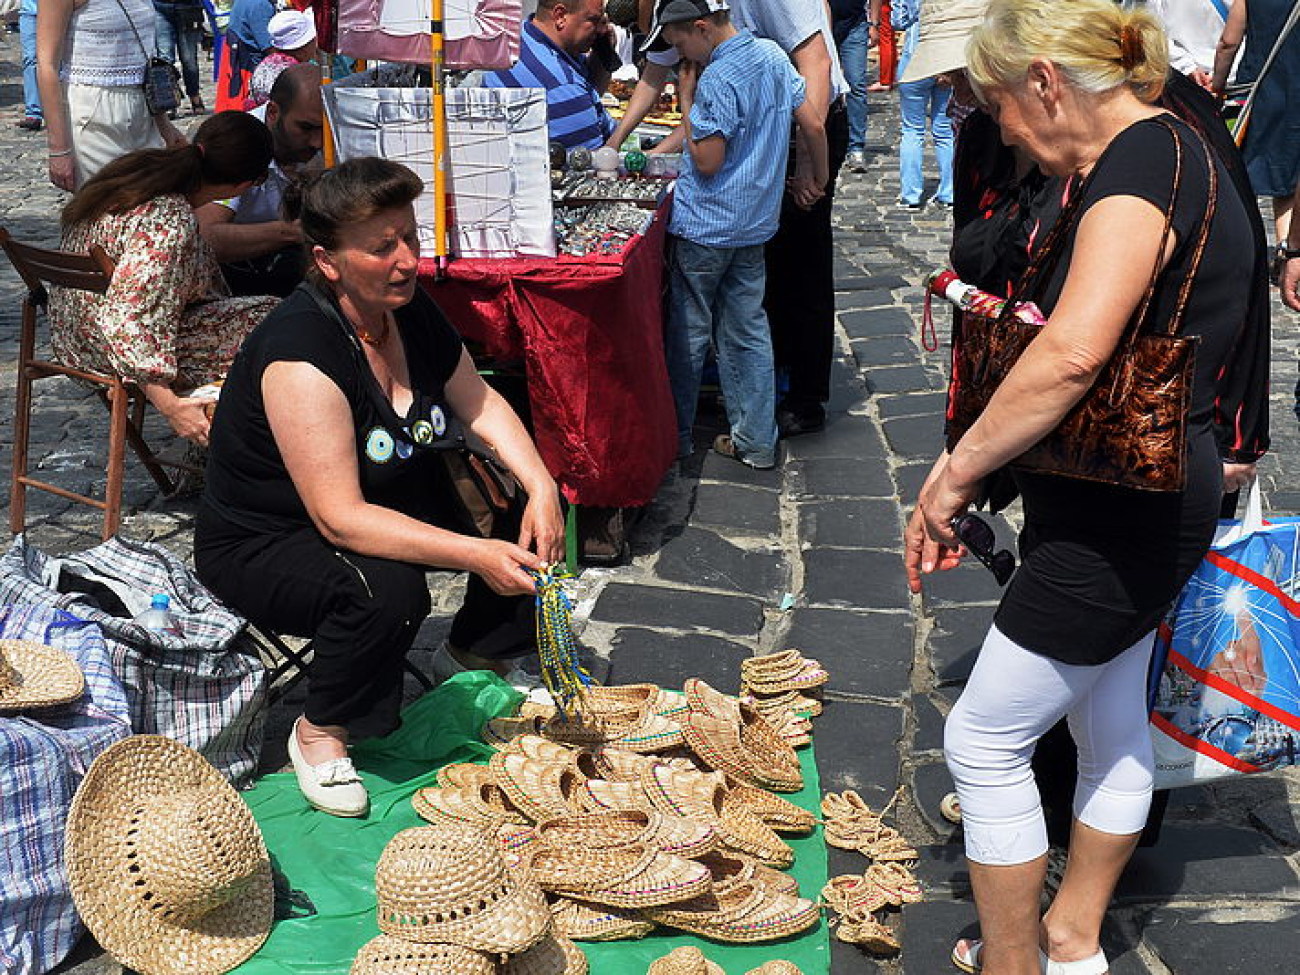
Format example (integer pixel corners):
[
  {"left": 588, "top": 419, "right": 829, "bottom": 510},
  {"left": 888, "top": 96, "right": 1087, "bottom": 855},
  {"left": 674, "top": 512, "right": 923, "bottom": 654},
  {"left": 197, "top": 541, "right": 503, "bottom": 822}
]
[{"left": 195, "top": 158, "right": 564, "bottom": 817}]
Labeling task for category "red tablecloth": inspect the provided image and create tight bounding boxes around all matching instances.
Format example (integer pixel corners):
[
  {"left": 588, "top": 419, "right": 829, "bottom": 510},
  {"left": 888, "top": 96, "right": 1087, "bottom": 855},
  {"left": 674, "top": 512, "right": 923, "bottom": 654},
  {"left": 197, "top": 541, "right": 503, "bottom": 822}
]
[{"left": 420, "top": 206, "right": 676, "bottom": 508}]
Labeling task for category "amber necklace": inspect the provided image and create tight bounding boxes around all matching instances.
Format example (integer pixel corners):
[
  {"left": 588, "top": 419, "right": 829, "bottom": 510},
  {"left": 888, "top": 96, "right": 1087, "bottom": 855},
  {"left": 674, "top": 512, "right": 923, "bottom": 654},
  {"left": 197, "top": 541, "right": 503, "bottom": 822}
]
[{"left": 353, "top": 312, "right": 392, "bottom": 347}]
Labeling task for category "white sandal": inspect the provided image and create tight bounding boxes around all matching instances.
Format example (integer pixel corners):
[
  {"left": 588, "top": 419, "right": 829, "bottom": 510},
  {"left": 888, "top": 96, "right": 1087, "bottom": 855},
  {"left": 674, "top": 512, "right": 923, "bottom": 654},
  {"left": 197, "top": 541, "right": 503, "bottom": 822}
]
[
  {"left": 951, "top": 938, "right": 984, "bottom": 973},
  {"left": 1040, "top": 948, "right": 1108, "bottom": 975}
]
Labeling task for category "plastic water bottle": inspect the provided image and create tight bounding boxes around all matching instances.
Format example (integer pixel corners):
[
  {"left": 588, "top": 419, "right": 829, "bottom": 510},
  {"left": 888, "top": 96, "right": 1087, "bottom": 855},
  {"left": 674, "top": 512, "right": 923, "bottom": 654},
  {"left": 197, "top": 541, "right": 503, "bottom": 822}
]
[{"left": 133, "top": 593, "right": 183, "bottom": 637}]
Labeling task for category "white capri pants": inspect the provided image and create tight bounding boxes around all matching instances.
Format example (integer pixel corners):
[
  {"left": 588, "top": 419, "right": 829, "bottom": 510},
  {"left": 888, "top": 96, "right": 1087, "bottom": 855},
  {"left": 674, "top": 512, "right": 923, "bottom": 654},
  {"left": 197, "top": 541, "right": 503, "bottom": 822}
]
[
  {"left": 66, "top": 83, "right": 163, "bottom": 189},
  {"left": 943, "top": 624, "right": 1156, "bottom": 866}
]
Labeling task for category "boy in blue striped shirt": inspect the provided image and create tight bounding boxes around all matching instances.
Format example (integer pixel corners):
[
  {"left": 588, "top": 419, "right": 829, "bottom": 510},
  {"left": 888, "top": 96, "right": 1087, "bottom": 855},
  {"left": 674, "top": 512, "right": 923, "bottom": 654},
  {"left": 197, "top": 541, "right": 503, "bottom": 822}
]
[{"left": 649, "top": 0, "right": 829, "bottom": 469}]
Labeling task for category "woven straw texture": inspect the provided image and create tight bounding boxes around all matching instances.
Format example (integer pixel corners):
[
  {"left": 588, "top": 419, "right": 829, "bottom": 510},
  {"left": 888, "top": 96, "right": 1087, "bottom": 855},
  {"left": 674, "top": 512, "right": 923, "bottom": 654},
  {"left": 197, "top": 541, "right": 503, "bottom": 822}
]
[
  {"left": 697, "top": 850, "right": 801, "bottom": 898},
  {"left": 349, "top": 936, "right": 495, "bottom": 975},
  {"left": 549, "top": 897, "right": 656, "bottom": 942},
  {"left": 375, "top": 827, "right": 549, "bottom": 952},
  {"left": 534, "top": 808, "right": 718, "bottom": 859},
  {"left": 490, "top": 751, "right": 590, "bottom": 821},
  {"left": 643, "top": 880, "right": 820, "bottom": 943},
  {"left": 499, "top": 933, "right": 590, "bottom": 975},
  {"left": 64, "top": 735, "right": 273, "bottom": 975},
  {"left": 681, "top": 705, "right": 803, "bottom": 793},
  {"left": 724, "top": 785, "right": 816, "bottom": 834},
  {"left": 647, "top": 946, "right": 726, "bottom": 975},
  {"left": 528, "top": 840, "right": 712, "bottom": 908},
  {"left": 683, "top": 679, "right": 740, "bottom": 722},
  {"left": 435, "top": 762, "right": 496, "bottom": 790},
  {"left": 0, "top": 638, "right": 85, "bottom": 711},
  {"left": 411, "top": 783, "right": 529, "bottom": 831},
  {"left": 739, "top": 652, "right": 828, "bottom": 693},
  {"left": 746, "top": 962, "right": 804, "bottom": 974}
]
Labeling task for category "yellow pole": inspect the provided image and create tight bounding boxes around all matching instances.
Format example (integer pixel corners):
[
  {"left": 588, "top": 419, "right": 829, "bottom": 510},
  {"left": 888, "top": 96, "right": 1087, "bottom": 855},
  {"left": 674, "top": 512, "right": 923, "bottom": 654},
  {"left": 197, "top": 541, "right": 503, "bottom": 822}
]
[
  {"left": 321, "top": 54, "right": 336, "bottom": 168},
  {"left": 430, "top": 0, "right": 449, "bottom": 276}
]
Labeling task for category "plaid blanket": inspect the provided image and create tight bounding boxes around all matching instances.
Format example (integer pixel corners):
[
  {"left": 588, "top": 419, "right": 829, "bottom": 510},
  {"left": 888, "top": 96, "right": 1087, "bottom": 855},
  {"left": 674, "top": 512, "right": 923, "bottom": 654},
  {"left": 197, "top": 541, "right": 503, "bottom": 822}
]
[
  {"left": 0, "top": 535, "right": 267, "bottom": 786},
  {"left": 0, "top": 602, "right": 131, "bottom": 975}
]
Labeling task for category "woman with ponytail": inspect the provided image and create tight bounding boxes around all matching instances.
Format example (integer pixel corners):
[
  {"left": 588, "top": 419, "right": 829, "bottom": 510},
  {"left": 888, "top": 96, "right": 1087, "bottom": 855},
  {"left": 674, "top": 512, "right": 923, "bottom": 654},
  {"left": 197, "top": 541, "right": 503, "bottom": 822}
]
[
  {"left": 903, "top": 2, "right": 1263, "bottom": 973},
  {"left": 50, "top": 110, "right": 278, "bottom": 446}
]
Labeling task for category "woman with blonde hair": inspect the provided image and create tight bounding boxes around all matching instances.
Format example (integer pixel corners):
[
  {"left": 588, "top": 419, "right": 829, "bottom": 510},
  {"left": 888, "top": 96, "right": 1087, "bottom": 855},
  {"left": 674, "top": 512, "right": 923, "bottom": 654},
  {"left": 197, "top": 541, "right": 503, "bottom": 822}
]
[{"left": 903, "top": 2, "right": 1263, "bottom": 973}]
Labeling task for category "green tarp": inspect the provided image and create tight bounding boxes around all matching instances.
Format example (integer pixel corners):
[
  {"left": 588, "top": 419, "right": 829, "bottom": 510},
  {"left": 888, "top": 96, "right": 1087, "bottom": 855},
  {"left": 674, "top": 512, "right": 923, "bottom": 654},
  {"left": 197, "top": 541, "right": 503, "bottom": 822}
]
[{"left": 237, "top": 672, "right": 829, "bottom": 975}]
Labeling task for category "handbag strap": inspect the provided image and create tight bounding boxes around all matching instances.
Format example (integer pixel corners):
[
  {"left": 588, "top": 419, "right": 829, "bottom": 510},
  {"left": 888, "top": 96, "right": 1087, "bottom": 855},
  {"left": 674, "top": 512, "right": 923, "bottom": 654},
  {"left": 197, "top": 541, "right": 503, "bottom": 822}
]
[
  {"left": 112, "top": 0, "right": 160, "bottom": 61},
  {"left": 1236, "top": 0, "right": 1300, "bottom": 125}
]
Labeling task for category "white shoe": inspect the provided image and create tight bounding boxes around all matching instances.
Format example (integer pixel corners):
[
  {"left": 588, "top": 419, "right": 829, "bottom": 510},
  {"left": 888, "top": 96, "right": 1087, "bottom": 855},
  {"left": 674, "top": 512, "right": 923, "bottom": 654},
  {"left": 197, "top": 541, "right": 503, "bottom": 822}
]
[
  {"left": 1040, "top": 948, "right": 1107, "bottom": 975},
  {"left": 501, "top": 665, "right": 556, "bottom": 706},
  {"left": 287, "top": 718, "right": 369, "bottom": 817}
]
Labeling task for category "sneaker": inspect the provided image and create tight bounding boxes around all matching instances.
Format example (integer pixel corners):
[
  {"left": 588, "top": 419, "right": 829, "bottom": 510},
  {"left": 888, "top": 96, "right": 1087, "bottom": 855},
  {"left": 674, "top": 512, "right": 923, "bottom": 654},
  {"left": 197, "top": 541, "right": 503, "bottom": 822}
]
[
  {"left": 929, "top": 198, "right": 954, "bottom": 212},
  {"left": 896, "top": 199, "right": 923, "bottom": 211},
  {"left": 15, "top": 116, "right": 42, "bottom": 131},
  {"left": 844, "top": 150, "right": 867, "bottom": 173},
  {"left": 287, "top": 718, "right": 369, "bottom": 817}
]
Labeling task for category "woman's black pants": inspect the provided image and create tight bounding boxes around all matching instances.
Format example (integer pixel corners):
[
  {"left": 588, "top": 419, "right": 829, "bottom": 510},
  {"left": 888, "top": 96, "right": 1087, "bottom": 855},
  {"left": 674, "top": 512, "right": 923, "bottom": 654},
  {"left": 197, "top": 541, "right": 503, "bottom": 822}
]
[{"left": 195, "top": 506, "right": 533, "bottom": 740}]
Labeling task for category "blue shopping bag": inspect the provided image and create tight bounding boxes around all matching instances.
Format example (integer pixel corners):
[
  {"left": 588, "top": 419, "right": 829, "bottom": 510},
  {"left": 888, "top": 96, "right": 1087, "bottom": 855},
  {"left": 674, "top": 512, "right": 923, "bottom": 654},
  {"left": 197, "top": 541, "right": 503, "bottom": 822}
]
[{"left": 1150, "top": 482, "right": 1300, "bottom": 789}]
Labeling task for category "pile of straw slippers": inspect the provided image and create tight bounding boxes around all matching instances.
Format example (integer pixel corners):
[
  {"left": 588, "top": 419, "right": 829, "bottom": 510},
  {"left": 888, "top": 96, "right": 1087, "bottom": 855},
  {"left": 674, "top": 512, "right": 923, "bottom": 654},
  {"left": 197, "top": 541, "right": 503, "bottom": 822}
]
[
  {"left": 646, "top": 945, "right": 805, "bottom": 973},
  {"left": 357, "top": 825, "right": 589, "bottom": 974},
  {"left": 819, "top": 790, "right": 922, "bottom": 956},
  {"left": 740, "top": 650, "right": 826, "bottom": 748},
  {"left": 409, "top": 672, "right": 827, "bottom": 944}
]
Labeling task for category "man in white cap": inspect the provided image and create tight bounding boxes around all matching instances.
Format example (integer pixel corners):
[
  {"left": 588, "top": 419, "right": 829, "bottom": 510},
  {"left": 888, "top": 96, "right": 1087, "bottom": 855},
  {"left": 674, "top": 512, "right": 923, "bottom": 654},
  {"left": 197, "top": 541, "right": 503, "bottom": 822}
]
[
  {"left": 197, "top": 63, "right": 324, "bottom": 296},
  {"left": 612, "top": 0, "right": 850, "bottom": 439}
]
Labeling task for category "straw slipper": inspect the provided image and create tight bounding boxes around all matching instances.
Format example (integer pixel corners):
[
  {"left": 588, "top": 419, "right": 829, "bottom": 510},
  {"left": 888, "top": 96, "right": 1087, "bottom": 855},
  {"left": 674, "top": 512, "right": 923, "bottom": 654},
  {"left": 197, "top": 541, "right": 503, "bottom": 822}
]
[
  {"left": 866, "top": 862, "right": 923, "bottom": 905},
  {"left": 821, "top": 873, "right": 890, "bottom": 915},
  {"left": 495, "top": 821, "right": 540, "bottom": 871},
  {"left": 527, "top": 840, "right": 712, "bottom": 909},
  {"left": 505, "top": 733, "right": 577, "bottom": 766},
  {"left": 483, "top": 715, "right": 550, "bottom": 749},
  {"left": 681, "top": 705, "right": 803, "bottom": 793},
  {"left": 722, "top": 783, "right": 815, "bottom": 834},
  {"left": 697, "top": 849, "right": 801, "bottom": 897},
  {"left": 412, "top": 781, "right": 530, "bottom": 830},
  {"left": 545, "top": 703, "right": 685, "bottom": 754},
  {"left": 534, "top": 808, "right": 719, "bottom": 859},
  {"left": 490, "top": 751, "right": 590, "bottom": 822},
  {"left": 549, "top": 896, "right": 656, "bottom": 942},
  {"left": 654, "top": 688, "right": 691, "bottom": 721},
  {"left": 837, "top": 911, "right": 901, "bottom": 955},
  {"left": 643, "top": 880, "right": 820, "bottom": 943},
  {"left": 740, "top": 651, "right": 828, "bottom": 694},
  {"left": 684, "top": 677, "right": 742, "bottom": 722},
  {"left": 435, "top": 762, "right": 496, "bottom": 790}
]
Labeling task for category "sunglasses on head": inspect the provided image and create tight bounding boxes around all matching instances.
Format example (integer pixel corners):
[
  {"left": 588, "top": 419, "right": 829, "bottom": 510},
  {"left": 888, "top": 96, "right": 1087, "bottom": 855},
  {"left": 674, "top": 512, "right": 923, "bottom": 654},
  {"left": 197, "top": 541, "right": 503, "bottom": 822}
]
[{"left": 951, "top": 512, "right": 1016, "bottom": 586}]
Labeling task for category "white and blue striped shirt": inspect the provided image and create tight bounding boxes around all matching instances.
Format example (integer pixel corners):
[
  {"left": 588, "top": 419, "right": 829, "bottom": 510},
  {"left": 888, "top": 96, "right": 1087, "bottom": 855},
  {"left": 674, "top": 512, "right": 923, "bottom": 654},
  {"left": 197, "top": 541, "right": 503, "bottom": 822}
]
[{"left": 670, "top": 31, "right": 807, "bottom": 249}]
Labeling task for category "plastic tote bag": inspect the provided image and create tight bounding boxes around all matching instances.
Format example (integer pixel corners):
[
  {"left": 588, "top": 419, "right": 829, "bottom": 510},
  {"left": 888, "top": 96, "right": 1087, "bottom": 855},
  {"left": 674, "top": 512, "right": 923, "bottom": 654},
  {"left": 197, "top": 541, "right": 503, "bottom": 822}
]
[{"left": 1150, "top": 482, "right": 1300, "bottom": 789}]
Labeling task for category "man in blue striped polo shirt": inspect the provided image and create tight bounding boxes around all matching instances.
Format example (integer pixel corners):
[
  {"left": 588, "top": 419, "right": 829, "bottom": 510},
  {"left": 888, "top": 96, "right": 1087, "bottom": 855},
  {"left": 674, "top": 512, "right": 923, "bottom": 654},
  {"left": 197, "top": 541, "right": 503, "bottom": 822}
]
[
  {"left": 652, "top": 0, "right": 829, "bottom": 470},
  {"left": 484, "top": 0, "right": 617, "bottom": 150}
]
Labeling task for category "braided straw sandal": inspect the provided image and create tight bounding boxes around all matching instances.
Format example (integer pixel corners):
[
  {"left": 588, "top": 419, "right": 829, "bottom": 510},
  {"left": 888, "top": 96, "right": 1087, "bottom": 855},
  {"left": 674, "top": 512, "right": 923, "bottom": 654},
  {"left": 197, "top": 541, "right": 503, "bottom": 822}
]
[
  {"left": 684, "top": 677, "right": 742, "bottom": 722},
  {"left": 821, "top": 873, "right": 891, "bottom": 915},
  {"left": 504, "top": 733, "right": 577, "bottom": 765},
  {"left": 483, "top": 715, "right": 550, "bottom": 750},
  {"left": 698, "top": 849, "right": 801, "bottom": 897},
  {"left": 412, "top": 782, "right": 530, "bottom": 831},
  {"left": 545, "top": 703, "right": 686, "bottom": 754},
  {"left": 490, "top": 751, "right": 590, "bottom": 822},
  {"left": 549, "top": 896, "right": 655, "bottom": 942},
  {"left": 722, "top": 783, "right": 816, "bottom": 834},
  {"left": 500, "top": 933, "right": 589, "bottom": 975},
  {"left": 494, "top": 821, "right": 539, "bottom": 871},
  {"left": 740, "top": 651, "right": 829, "bottom": 694},
  {"left": 640, "top": 765, "right": 794, "bottom": 867},
  {"left": 836, "top": 910, "right": 901, "bottom": 955},
  {"left": 682, "top": 703, "right": 803, "bottom": 793},
  {"left": 643, "top": 880, "right": 820, "bottom": 943},
  {"left": 866, "top": 861, "right": 922, "bottom": 904},
  {"left": 435, "top": 762, "right": 496, "bottom": 790},
  {"left": 527, "top": 840, "right": 712, "bottom": 909},
  {"left": 654, "top": 688, "right": 691, "bottom": 721},
  {"left": 534, "top": 808, "right": 718, "bottom": 859},
  {"left": 747, "top": 689, "right": 824, "bottom": 719}
]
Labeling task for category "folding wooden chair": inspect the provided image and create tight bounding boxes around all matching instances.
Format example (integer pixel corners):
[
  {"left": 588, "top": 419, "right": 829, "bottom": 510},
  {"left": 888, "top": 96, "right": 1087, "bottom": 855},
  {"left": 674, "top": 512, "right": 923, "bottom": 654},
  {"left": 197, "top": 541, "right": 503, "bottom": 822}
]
[{"left": 1, "top": 226, "right": 189, "bottom": 540}]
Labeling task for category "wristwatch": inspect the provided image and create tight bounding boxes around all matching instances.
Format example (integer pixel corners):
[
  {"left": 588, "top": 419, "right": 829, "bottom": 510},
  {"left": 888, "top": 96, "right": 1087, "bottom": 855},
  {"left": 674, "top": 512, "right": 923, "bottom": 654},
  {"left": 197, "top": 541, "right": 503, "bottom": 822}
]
[{"left": 1284, "top": 247, "right": 1300, "bottom": 260}]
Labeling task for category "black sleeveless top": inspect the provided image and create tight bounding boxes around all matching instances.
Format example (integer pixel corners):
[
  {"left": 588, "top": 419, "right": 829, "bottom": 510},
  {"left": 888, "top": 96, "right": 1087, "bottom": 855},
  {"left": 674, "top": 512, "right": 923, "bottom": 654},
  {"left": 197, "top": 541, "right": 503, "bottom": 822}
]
[{"left": 201, "top": 283, "right": 466, "bottom": 537}]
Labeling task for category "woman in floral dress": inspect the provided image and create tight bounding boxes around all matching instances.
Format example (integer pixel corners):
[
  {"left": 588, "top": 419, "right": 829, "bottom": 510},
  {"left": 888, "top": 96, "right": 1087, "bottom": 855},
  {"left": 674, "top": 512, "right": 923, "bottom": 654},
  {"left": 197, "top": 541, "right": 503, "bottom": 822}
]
[{"left": 50, "top": 111, "right": 279, "bottom": 447}]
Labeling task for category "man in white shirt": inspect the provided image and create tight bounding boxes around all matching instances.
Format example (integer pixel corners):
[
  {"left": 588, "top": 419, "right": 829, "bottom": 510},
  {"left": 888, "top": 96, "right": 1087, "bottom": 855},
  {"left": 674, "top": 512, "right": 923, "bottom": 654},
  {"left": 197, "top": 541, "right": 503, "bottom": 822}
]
[
  {"left": 197, "top": 63, "right": 324, "bottom": 296},
  {"left": 1148, "top": 0, "right": 1229, "bottom": 88}
]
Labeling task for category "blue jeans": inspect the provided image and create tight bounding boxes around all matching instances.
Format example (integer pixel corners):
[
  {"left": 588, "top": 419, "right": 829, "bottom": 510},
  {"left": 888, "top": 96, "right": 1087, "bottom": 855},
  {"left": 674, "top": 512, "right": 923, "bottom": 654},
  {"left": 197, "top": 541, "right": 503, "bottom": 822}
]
[
  {"left": 154, "top": 2, "right": 203, "bottom": 99},
  {"left": 20, "top": 11, "right": 41, "bottom": 119},
  {"left": 838, "top": 20, "right": 869, "bottom": 154},
  {"left": 898, "top": 77, "right": 955, "bottom": 205},
  {"left": 666, "top": 237, "right": 779, "bottom": 467}
]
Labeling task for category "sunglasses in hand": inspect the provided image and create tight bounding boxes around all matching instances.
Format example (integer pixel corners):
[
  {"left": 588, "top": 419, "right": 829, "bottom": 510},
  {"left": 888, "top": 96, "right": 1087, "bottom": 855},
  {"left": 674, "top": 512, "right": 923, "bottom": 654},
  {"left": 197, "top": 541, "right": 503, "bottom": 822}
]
[{"left": 951, "top": 512, "right": 1016, "bottom": 586}]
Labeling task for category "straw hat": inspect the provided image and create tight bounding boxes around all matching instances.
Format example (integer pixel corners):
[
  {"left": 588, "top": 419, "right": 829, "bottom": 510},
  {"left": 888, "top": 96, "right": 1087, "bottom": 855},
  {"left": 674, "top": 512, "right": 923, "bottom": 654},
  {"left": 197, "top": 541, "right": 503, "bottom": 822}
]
[
  {"left": 0, "top": 638, "right": 84, "bottom": 712},
  {"left": 500, "top": 933, "right": 590, "bottom": 975},
  {"left": 746, "top": 964, "right": 803, "bottom": 975},
  {"left": 375, "top": 827, "right": 550, "bottom": 953},
  {"left": 350, "top": 936, "right": 495, "bottom": 975},
  {"left": 898, "top": 0, "right": 990, "bottom": 84},
  {"left": 647, "top": 946, "right": 725, "bottom": 975},
  {"left": 64, "top": 735, "right": 273, "bottom": 975}
]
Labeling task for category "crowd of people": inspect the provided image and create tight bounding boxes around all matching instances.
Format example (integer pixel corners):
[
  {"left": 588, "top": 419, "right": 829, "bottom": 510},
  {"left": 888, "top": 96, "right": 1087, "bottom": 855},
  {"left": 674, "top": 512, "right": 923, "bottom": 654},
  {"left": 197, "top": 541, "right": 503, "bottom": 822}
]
[{"left": 3, "top": 0, "right": 1297, "bottom": 972}]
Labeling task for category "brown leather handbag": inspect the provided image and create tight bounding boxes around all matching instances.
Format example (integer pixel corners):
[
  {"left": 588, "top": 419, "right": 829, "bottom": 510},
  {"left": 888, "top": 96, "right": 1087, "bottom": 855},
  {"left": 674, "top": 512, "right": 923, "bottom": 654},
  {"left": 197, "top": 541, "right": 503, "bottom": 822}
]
[{"left": 945, "top": 116, "right": 1216, "bottom": 492}]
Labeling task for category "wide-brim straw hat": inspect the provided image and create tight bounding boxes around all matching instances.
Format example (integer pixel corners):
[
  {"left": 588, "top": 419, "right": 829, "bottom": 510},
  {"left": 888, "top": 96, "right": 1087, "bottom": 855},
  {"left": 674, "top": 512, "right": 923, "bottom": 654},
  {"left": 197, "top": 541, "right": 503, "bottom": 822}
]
[
  {"left": 376, "top": 826, "right": 550, "bottom": 953},
  {"left": 0, "top": 638, "right": 85, "bottom": 712},
  {"left": 350, "top": 936, "right": 495, "bottom": 975},
  {"left": 648, "top": 945, "right": 725, "bottom": 975},
  {"left": 64, "top": 735, "right": 273, "bottom": 975},
  {"left": 500, "top": 933, "right": 590, "bottom": 975},
  {"left": 898, "top": 0, "right": 991, "bottom": 84}
]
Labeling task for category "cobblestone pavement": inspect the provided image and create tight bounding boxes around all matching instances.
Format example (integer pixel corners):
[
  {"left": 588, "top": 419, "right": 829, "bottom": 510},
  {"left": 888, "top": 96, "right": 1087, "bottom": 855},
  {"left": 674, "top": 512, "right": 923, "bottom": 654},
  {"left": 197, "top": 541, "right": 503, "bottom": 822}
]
[{"left": 2, "top": 29, "right": 1297, "bottom": 975}]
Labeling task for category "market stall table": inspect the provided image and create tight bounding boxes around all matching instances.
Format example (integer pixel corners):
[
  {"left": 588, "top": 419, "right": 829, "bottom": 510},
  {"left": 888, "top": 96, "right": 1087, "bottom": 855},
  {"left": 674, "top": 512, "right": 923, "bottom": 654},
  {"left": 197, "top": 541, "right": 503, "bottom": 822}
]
[{"left": 420, "top": 201, "right": 676, "bottom": 510}]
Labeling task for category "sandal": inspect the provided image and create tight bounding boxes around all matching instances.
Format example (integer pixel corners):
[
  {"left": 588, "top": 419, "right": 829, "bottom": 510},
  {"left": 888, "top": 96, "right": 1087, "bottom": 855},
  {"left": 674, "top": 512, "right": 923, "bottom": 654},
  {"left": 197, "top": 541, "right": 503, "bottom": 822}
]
[
  {"left": 820, "top": 873, "right": 890, "bottom": 914},
  {"left": 952, "top": 938, "right": 985, "bottom": 973},
  {"left": 837, "top": 910, "right": 901, "bottom": 955},
  {"left": 1041, "top": 948, "right": 1107, "bottom": 974},
  {"left": 866, "top": 861, "right": 922, "bottom": 904},
  {"left": 550, "top": 896, "right": 656, "bottom": 941}
]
